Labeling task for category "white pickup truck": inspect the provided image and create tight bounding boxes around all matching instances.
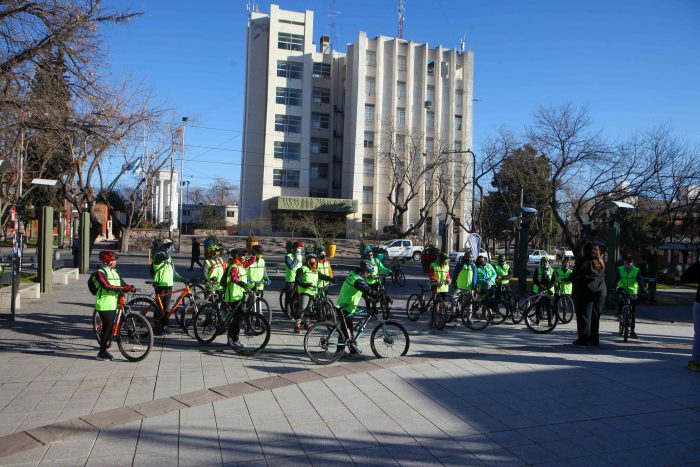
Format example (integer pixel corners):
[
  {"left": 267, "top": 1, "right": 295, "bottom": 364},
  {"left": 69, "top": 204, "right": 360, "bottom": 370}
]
[{"left": 379, "top": 239, "right": 424, "bottom": 260}]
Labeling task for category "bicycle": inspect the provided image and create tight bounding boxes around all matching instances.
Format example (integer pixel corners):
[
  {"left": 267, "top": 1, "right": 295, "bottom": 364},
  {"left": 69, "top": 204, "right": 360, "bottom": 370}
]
[
  {"left": 126, "top": 281, "right": 201, "bottom": 336},
  {"left": 385, "top": 260, "right": 406, "bottom": 287},
  {"left": 279, "top": 283, "right": 299, "bottom": 319},
  {"left": 192, "top": 288, "right": 271, "bottom": 355},
  {"left": 615, "top": 288, "right": 636, "bottom": 342},
  {"left": 519, "top": 290, "right": 559, "bottom": 334},
  {"left": 247, "top": 280, "right": 272, "bottom": 324},
  {"left": 92, "top": 290, "right": 154, "bottom": 362},
  {"left": 405, "top": 283, "right": 452, "bottom": 330},
  {"left": 553, "top": 282, "right": 575, "bottom": 325},
  {"left": 289, "top": 284, "right": 335, "bottom": 323},
  {"left": 449, "top": 288, "right": 495, "bottom": 330},
  {"left": 304, "top": 294, "right": 409, "bottom": 365}
]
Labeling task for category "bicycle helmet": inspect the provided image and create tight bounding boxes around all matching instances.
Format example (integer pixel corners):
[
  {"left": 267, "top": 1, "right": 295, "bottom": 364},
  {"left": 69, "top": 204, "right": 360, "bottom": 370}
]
[
  {"left": 294, "top": 241, "right": 304, "bottom": 249},
  {"left": 315, "top": 246, "right": 326, "bottom": 255},
  {"left": 251, "top": 245, "right": 264, "bottom": 255},
  {"left": 497, "top": 254, "right": 505, "bottom": 262},
  {"left": 160, "top": 239, "right": 175, "bottom": 256},
  {"left": 230, "top": 248, "right": 244, "bottom": 258},
  {"left": 437, "top": 251, "right": 448, "bottom": 261},
  {"left": 361, "top": 244, "right": 372, "bottom": 255},
  {"left": 358, "top": 260, "right": 375, "bottom": 273},
  {"left": 540, "top": 256, "right": 550, "bottom": 264},
  {"left": 98, "top": 250, "right": 118, "bottom": 263},
  {"left": 305, "top": 252, "right": 317, "bottom": 261},
  {"left": 207, "top": 244, "right": 220, "bottom": 252}
]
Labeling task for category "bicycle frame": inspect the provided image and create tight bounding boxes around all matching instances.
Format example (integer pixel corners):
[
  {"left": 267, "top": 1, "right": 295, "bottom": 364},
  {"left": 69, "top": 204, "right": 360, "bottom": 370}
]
[{"left": 153, "top": 284, "right": 194, "bottom": 319}]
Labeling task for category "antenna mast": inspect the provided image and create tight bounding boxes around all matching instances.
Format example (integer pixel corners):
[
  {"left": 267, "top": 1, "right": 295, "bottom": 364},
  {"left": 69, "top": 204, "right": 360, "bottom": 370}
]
[
  {"left": 397, "top": 0, "right": 405, "bottom": 39},
  {"left": 329, "top": 0, "right": 338, "bottom": 52}
]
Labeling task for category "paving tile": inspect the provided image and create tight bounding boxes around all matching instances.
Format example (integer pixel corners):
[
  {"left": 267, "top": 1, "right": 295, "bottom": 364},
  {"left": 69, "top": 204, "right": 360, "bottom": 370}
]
[
  {"left": 279, "top": 370, "right": 325, "bottom": 384},
  {"left": 310, "top": 365, "right": 355, "bottom": 379},
  {"left": 26, "top": 418, "right": 97, "bottom": 445},
  {"left": 210, "top": 381, "right": 260, "bottom": 398},
  {"left": 171, "top": 388, "right": 226, "bottom": 407},
  {"left": 0, "top": 431, "right": 44, "bottom": 459},
  {"left": 337, "top": 360, "right": 381, "bottom": 373},
  {"left": 80, "top": 406, "right": 143, "bottom": 429},
  {"left": 129, "top": 397, "right": 188, "bottom": 418},
  {"left": 369, "top": 357, "right": 406, "bottom": 369},
  {"left": 246, "top": 376, "right": 294, "bottom": 391}
]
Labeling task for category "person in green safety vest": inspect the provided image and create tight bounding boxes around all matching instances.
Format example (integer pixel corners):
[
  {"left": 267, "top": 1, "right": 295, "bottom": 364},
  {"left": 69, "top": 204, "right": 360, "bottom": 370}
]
[
  {"left": 203, "top": 243, "right": 224, "bottom": 292},
  {"left": 492, "top": 254, "right": 510, "bottom": 300},
  {"left": 316, "top": 246, "right": 333, "bottom": 289},
  {"left": 283, "top": 241, "right": 304, "bottom": 316},
  {"left": 533, "top": 256, "right": 555, "bottom": 317},
  {"left": 151, "top": 239, "right": 185, "bottom": 335},
  {"left": 293, "top": 253, "right": 334, "bottom": 334},
  {"left": 475, "top": 253, "right": 497, "bottom": 292},
  {"left": 92, "top": 250, "right": 135, "bottom": 361},
  {"left": 247, "top": 245, "right": 271, "bottom": 295},
  {"left": 336, "top": 260, "right": 386, "bottom": 359},
  {"left": 615, "top": 254, "right": 646, "bottom": 339},
  {"left": 554, "top": 258, "right": 573, "bottom": 296},
  {"left": 362, "top": 244, "right": 392, "bottom": 290},
  {"left": 428, "top": 251, "right": 452, "bottom": 327},
  {"left": 452, "top": 247, "right": 478, "bottom": 293},
  {"left": 223, "top": 249, "right": 252, "bottom": 352}
]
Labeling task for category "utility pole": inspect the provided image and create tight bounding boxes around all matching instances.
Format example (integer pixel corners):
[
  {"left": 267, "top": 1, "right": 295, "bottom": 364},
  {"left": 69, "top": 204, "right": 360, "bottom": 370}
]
[{"left": 177, "top": 117, "right": 187, "bottom": 251}]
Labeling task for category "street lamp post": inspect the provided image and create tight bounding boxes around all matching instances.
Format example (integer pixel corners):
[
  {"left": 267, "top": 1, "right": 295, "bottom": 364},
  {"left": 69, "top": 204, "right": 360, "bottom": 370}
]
[
  {"left": 601, "top": 200, "right": 634, "bottom": 304},
  {"left": 514, "top": 207, "right": 538, "bottom": 294},
  {"left": 177, "top": 117, "right": 188, "bottom": 251}
]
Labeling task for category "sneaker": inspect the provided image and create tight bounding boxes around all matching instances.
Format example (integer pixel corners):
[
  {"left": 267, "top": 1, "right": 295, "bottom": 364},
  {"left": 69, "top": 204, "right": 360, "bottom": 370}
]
[
  {"left": 630, "top": 331, "right": 638, "bottom": 339},
  {"left": 343, "top": 352, "right": 366, "bottom": 360},
  {"left": 687, "top": 361, "right": 700, "bottom": 372},
  {"left": 305, "top": 323, "right": 313, "bottom": 330},
  {"left": 228, "top": 339, "right": 245, "bottom": 352},
  {"left": 103, "top": 351, "right": 115, "bottom": 361},
  {"left": 96, "top": 351, "right": 111, "bottom": 361},
  {"left": 293, "top": 325, "right": 301, "bottom": 334},
  {"left": 162, "top": 326, "right": 173, "bottom": 335}
]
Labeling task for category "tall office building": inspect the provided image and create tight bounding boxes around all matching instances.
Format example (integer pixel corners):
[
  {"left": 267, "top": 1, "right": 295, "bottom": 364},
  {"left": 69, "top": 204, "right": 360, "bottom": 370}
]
[{"left": 239, "top": 4, "right": 474, "bottom": 247}]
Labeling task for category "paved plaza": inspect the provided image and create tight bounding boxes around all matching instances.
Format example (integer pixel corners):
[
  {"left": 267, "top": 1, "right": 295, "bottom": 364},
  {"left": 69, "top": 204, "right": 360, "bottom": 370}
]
[{"left": 0, "top": 254, "right": 698, "bottom": 466}]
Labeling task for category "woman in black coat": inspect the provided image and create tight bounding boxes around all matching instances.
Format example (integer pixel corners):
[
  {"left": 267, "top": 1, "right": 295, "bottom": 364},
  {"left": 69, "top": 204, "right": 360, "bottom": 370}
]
[{"left": 571, "top": 241, "right": 607, "bottom": 346}]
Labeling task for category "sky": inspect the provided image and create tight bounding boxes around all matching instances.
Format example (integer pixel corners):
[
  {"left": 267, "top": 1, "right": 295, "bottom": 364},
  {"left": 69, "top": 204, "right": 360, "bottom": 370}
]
[{"left": 103, "top": 0, "right": 700, "bottom": 190}]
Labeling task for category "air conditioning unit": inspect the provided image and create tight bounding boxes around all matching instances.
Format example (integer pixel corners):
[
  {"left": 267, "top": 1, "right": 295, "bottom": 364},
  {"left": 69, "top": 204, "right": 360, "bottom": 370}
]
[{"left": 425, "top": 100, "right": 433, "bottom": 109}]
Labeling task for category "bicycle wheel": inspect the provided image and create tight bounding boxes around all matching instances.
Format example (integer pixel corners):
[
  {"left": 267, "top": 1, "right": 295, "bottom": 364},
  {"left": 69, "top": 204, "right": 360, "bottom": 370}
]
[
  {"left": 406, "top": 294, "right": 423, "bottom": 322},
  {"left": 433, "top": 299, "right": 448, "bottom": 330},
  {"left": 191, "top": 282, "right": 207, "bottom": 300},
  {"left": 126, "top": 297, "right": 159, "bottom": 327},
  {"left": 304, "top": 321, "right": 346, "bottom": 364},
  {"left": 370, "top": 321, "right": 410, "bottom": 358},
  {"left": 489, "top": 299, "right": 508, "bottom": 325},
  {"left": 232, "top": 311, "right": 271, "bottom": 356},
  {"left": 117, "top": 312, "right": 153, "bottom": 362},
  {"left": 92, "top": 309, "right": 102, "bottom": 344},
  {"left": 178, "top": 296, "right": 198, "bottom": 335},
  {"left": 254, "top": 297, "right": 272, "bottom": 324},
  {"left": 510, "top": 299, "right": 524, "bottom": 324},
  {"left": 463, "top": 301, "right": 492, "bottom": 331},
  {"left": 557, "top": 295, "right": 575, "bottom": 325},
  {"left": 524, "top": 302, "right": 558, "bottom": 334},
  {"left": 396, "top": 271, "right": 406, "bottom": 287},
  {"left": 193, "top": 303, "right": 222, "bottom": 345}
]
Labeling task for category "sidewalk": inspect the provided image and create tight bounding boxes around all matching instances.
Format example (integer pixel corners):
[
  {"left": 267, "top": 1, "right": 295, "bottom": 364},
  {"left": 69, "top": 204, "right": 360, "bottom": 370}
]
[{"left": 0, "top": 261, "right": 698, "bottom": 466}]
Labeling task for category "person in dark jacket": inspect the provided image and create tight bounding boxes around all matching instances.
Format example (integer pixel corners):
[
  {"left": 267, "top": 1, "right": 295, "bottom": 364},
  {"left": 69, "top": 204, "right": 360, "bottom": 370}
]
[
  {"left": 571, "top": 241, "right": 607, "bottom": 346},
  {"left": 190, "top": 238, "right": 203, "bottom": 270},
  {"left": 681, "top": 262, "right": 700, "bottom": 371}
]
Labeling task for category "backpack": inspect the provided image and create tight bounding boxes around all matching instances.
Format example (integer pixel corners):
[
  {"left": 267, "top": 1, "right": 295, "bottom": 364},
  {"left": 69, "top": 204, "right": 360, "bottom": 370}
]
[
  {"left": 87, "top": 270, "right": 100, "bottom": 296},
  {"left": 221, "top": 263, "right": 234, "bottom": 290}
]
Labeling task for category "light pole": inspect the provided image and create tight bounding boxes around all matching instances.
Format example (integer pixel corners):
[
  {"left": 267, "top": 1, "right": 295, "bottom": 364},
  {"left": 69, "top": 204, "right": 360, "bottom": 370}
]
[
  {"left": 177, "top": 117, "right": 188, "bottom": 251},
  {"left": 601, "top": 200, "right": 634, "bottom": 304},
  {"left": 514, "top": 207, "right": 538, "bottom": 294}
]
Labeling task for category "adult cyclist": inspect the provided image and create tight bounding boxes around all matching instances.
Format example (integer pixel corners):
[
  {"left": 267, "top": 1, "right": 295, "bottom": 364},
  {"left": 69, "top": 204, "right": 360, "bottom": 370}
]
[
  {"left": 615, "top": 254, "right": 646, "bottom": 339},
  {"left": 150, "top": 239, "right": 185, "bottom": 335}
]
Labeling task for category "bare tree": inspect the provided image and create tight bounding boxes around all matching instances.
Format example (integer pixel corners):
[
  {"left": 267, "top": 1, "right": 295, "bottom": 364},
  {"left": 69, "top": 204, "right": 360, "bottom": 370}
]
[{"left": 208, "top": 177, "right": 239, "bottom": 206}]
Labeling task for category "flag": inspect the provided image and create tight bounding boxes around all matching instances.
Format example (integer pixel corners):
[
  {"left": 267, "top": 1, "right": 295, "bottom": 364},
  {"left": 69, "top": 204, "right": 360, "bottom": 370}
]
[{"left": 126, "top": 157, "right": 143, "bottom": 175}]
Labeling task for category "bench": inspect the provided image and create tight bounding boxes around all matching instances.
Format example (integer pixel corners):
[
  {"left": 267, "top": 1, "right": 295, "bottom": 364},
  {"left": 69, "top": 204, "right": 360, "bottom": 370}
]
[
  {"left": 52, "top": 268, "right": 80, "bottom": 285},
  {"left": 0, "top": 283, "right": 40, "bottom": 310}
]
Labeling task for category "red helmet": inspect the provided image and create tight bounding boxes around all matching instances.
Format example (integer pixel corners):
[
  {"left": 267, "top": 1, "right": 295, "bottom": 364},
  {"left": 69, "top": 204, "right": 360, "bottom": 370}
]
[
  {"left": 99, "top": 250, "right": 118, "bottom": 263},
  {"left": 294, "top": 241, "right": 304, "bottom": 249}
]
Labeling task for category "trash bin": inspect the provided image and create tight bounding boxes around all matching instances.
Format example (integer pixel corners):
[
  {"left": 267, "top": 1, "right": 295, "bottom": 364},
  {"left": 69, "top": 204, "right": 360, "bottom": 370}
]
[{"left": 645, "top": 276, "right": 657, "bottom": 304}]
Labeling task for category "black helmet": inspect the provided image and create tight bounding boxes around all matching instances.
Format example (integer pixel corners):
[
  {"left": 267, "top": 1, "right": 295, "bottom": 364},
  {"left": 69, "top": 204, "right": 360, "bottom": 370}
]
[
  {"left": 438, "top": 251, "right": 448, "bottom": 261},
  {"left": 251, "top": 245, "right": 263, "bottom": 254},
  {"left": 305, "top": 252, "right": 317, "bottom": 261},
  {"left": 357, "top": 260, "right": 375, "bottom": 273},
  {"left": 229, "top": 248, "right": 245, "bottom": 258}
]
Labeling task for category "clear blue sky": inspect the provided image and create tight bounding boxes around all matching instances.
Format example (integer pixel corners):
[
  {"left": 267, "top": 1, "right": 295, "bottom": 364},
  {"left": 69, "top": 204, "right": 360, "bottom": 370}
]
[{"left": 104, "top": 0, "right": 700, "bottom": 189}]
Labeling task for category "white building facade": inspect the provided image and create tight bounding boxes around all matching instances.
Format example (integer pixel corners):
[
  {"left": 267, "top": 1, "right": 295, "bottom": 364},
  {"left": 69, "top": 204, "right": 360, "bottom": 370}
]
[
  {"left": 151, "top": 169, "right": 179, "bottom": 230},
  {"left": 239, "top": 4, "right": 474, "bottom": 247}
]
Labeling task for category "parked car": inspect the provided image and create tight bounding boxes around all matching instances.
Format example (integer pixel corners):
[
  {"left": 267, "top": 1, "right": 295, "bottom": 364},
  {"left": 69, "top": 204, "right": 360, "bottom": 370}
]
[
  {"left": 556, "top": 248, "right": 575, "bottom": 261},
  {"left": 378, "top": 239, "right": 424, "bottom": 260},
  {"left": 449, "top": 249, "right": 491, "bottom": 263},
  {"left": 528, "top": 249, "right": 556, "bottom": 263}
]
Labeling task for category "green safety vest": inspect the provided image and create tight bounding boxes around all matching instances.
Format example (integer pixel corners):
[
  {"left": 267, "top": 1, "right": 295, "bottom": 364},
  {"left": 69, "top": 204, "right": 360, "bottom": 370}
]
[
  {"left": 337, "top": 271, "right": 364, "bottom": 314},
  {"left": 95, "top": 267, "right": 121, "bottom": 311},
  {"left": 317, "top": 260, "right": 332, "bottom": 288},
  {"left": 204, "top": 258, "right": 224, "bottom": 291},
  {"left": 617, "top": 265, "right": 640, "bottom": 296},
  {"left": 457, "top": 261, "right": 476, "bottom": 290},
  {"left": 152, "top": 257, "right": 174, "bottom": 287},
  {"left": 431, "top": 261, "right": 450, "bottom": 293},
  {"left": 247, "top": 257, "right": 266, "bottom": 290},
  {"left": 533, "top": 266, "right": 554, "bottom": 294},
  {"left": 555, "top": 268, "right": 573, "bottom": 295},
  {"left": 284, "top": 253, "right": 301, "bottom": 282},
  {"left": 297, "top": 265, "right": 319, "bottom": 296},
  {"left": 224, "top": 264, "right": 248, "bottom": 303},
  {"left": 494, "top": 263, "right": 510, "bottom": 284}
]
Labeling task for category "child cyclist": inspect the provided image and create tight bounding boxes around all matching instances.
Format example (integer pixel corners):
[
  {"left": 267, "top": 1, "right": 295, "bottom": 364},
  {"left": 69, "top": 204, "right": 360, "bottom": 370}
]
[
  {"left": 247, "top": 245, "right": 271, "bottom": 294},
  {"left": 203, "top": 243, "right": 224, "bottom": 293},
  {"left": 92, "top": 250, "right": 135, "bottom": 361},
  {"left": 428, "top": 251, "right": 451, "bottom": 327}
]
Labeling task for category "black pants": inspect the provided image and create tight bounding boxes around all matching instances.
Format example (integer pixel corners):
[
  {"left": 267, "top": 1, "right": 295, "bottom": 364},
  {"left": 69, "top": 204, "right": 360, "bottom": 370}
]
[
  {"left": 618, "top": 297, "right": 638, "bottom": 331},
  {"left": 155, "top": 286, "right": 172, "bottom": 328},
  {"left": 190, "top": 257, "right": 203, "bottom": 270},
  {"left": 575, "top": 293, "right": 605, "bottom": 345},
  {"left": 338, "top": 308, "right": 358, "bottom": 353},
  {"left": 98, "top": 310, "right": 116, "bottom": 353},
  {"left": 227, "top": 299, "right": 243, "bottom": 342}
]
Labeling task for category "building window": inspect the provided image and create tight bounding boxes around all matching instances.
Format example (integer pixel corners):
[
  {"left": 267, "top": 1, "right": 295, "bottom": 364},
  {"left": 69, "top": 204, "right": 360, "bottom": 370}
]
[
  {"left": 309, "top": 188, "right": 328, "bottom": 197},
  {"left": 312, "top": 87, "right": 330, "bottom": 104},
  {"left": 277, "top": 60, "right": 303, "bottom": 79},
  {"left": 397, "top": 81, "right": 406, "bottom": 99},
  {"left": 456, "top": 90, "right": 463, "bottom": 110},
  {"left": 427, "top": 85, "right": 435, "bottom": 103},
  {"left": 453, "top": 218, "right": 461, "bottom": 235},
  {"left": 226, "top": 211, "right": 235, "bottom": 218},
  {"left": 310, "top": 138, "right": 329, "bottom": 154},
  {"left": 364, "top": 131, "right": 374, "bottom": 148},
  {"left": 311, "top": 112, "right": 329, "bottom": 129},
  {"left": 454, "top": 141, "right": 462, "bottom": 152},
  {"left": 278, "top": 32, "right": 304, "bottom": 51},
  {"left": 455, "top": 115, "right": 462, "bottom": 131},
  {"left": 425, "top": 138, "right": 434, "bottom": 154},
  {"left": 426, "top": 111, "right": 435, "bottom": 129},
  {"left": 362, "top": 213, "right": 373, "bottom": 228},
  {"left": 365, "top": 104, "right": 375, "bottom": 123},
  {"left": 273, "top": 141, "right": 301, "bottom": 160},
  {"left": 273, "top": 169, "right": 300, "bottom": 187},
  {"left": 366, "top": 50, "right": 376, "bottom": 66},
  {"left": 426, "top": 216, "right": 433, "bottom": 233},
  {"left": 396, "top": 107, "right": 405, "bottom": 126},
  {"left": 398, "top": 55, "right": 407, "bottom": 71},
  {"left": 275, "top": 87, "right": 303, "bottom": 106},
  {"left": 453, "top": 167, "right": 462, "bottom": 185},
  {"left": 310, "top": 163, "right": 329, "bottom": 179},
  {"left": 364, "top": 157, "right": 374, "bottom": 176},
  {"left": 363, "top": 186, "right": 373, "bottom": 204},
  {"left": 441, "top": 61, "right": 449, "bottom": 78},
  {"left": 366, "top": 77, "right": 375, "bottom": 95},
  {"left": 274, "top": 114, "right": 302, "bottom": 133},
  {"left": 313, "top": 62, "right": 331, "bottom": 78}
]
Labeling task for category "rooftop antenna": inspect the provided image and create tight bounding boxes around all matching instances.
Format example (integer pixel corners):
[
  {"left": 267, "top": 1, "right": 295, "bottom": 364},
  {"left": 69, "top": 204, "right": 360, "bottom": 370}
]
[
  {"left": 397, "top": 0, "right": 405, "bottom": 39},
  {"left": 460, "top": 33, "right": 466, "bottom": 52},
  {"left": 329, "top": 0, "right": 339, "bottom": 52}
]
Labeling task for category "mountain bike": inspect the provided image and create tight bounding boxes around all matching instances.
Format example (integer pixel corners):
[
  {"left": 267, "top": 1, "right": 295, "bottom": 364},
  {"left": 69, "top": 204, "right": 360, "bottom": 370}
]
[
  {"left": 247, "top": 280, "right": 272, "bottom": 323},
  {"left": 92, "top": 290, "right": 154, "bottom": 362},
  {"left": 520, "top": 290, "right": 559, "bottom": 333},
  {"left": 192, "top": 288, "right": 271, "bottom": 355},
  {"left": 279, "top": 283, "right": 298, "bottom": 319},
  {"left": 126, "top": 281, "right": 200, "bottom": 335},
  {"left": 553, "top": 282, "right": 575, "bottom": 325},
  {"left": 381, "top": 260, "right": 406, "bottom": 287},
  {"left": 290, "top": 285, "right": 336, "bottom": 323},
  {"left": 449, "top": 288, "right": 495, "bottom": 330},
  {"left": 405, "top": 283, "right": 452, "bottom": 330},
  {"left": 304, "top": 295, "right": 409, "bottom": 364},
  {"left": 615, "top": 288, "right": 636, "bottom": 342}
]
